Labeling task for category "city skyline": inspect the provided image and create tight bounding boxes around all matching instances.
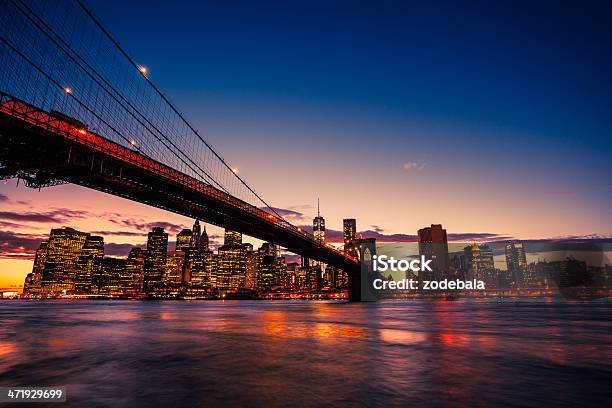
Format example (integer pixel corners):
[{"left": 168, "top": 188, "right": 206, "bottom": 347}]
[
  {"left": 2, "top": 0, "right": 612, "bottom": 288},
  {"left": 2, "top": 184, "right": 612, "bottom": 289}
]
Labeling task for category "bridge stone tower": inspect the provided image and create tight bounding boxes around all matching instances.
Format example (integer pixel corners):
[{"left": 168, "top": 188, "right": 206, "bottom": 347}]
[{"left": 349, "top": 238, "right": 378, "bottom": 301}]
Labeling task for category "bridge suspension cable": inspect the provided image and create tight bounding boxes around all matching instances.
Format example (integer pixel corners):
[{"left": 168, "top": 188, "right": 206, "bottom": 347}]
[{"left": 0, "top": 0, "right": 291, "bottom": 226}]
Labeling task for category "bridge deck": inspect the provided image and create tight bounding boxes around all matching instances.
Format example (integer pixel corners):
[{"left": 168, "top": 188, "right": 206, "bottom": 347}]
[{"left": 0, "top": 92, "right": 359, "bottom": 273}]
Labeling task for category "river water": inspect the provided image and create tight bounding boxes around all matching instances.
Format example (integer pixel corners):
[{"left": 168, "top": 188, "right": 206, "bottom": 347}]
[{"left": 0, "top": 299, "right": 610, "bottom": 407}]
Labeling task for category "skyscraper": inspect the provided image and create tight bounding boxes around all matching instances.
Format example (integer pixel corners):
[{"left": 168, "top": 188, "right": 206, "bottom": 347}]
[
  {"left": 125, "top": 247, "right": 145, "bottom": 295},
  {"left": 418, "top": 224, "right": 449, "bottom": 282},
  {"left": 505, "top": 242, "right": 527, "bottom": 271},
  {"left": 217, "top": 229, "right": 246, "bottom": 292},
  {"left": 505, "top": 242, "right": 529, "bottom": 288},
  {"left": 313, "top": 199, "right": 325, "bottom": 244},
  {"left": 176, "top": 229, "right": 193, "bottom": 252},
  {"left": 23, "top": 241, "right": 48, "bottom": 295},
  {"left": 464, "top": 243, "right": 496, "bottom": 285},
  {"left": 75, "top": 235, "right": 104, "bottom": 294},
  {"left": 191, "top": 219, "right": 201, "bottom": 251},
  {"left": 164, "top": 251, "right": 185, "bottom": 284},
  {"left": 41, "top": 227, "right": 89, "bottom": 294},
  {"left": 200, "top": 223, "right": 209, "bottom": 252},
  {"left": 224, "top": 229, "right": 242, "bottom": 246},
  {"left": 144, "top": 227, "right": 168, "bottom": 292},
  {"left": 343, "top": 218, "right": 357, "bottom": 258}
]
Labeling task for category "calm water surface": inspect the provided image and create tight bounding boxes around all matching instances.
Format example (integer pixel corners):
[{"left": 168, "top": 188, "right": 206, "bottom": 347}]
[{"left": 0, "top": 299, "right": 610, "bottom": 407}]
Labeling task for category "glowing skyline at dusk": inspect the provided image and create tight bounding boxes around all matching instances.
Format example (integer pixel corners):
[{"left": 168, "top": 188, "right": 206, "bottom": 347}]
[{"left": 2, "top": 0, "right": 612, "bottom": 287}]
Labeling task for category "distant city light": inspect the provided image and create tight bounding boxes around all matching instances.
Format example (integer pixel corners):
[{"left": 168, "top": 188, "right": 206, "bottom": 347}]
[
  {"left": 64, "top": 87, "right": 72, "bottom": 94},
  {"left": 138, "top": 66, "right": 148, "bottom": 75},
  {"left": 232, "top": 168, "right": 239, "bottom": 173},
  {"left": 130, "top": 139, "right": 137, "bottom": 146}
]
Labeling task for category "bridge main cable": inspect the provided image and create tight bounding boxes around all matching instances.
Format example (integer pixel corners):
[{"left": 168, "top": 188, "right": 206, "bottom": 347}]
[
  {"left": 74, "top": 0, "right": 292, "bottom": 225},
  {"left": 9, "top": 0, "right": 230, "bottom": 194}
]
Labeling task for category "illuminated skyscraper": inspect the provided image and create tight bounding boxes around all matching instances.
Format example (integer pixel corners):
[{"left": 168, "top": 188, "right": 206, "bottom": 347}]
[
  {"left": 505, "top": 242, "right": 527, "bottom": 271},
  {"left": 186, "top": 251, "right": 206, "bottom": 285},
  {"left": 505, "top": 242, "right": 529, "bottom": 288},
  {"left": 217, "top": 245, "right": 245, "bottom": 292},
  {"left": 313, "top": 199, "right": 325, "bottom": 244},
  {"left": 125, "top": 247, "right": 145, "bottom": 295},
  {"left": 343, "top": 218, "right": 358, "bottom": 258},
  {"left": 41, "top": 227, "right": 89, "bottom": 294},
  {"left": 75, "top": 235, "right": 104, "bottom": 294},
  {"left": 176, "top": 229, "right": 193, "bottom": 252},
  {"left": 244, "top": 243, "right": 257, "bottom": 289},
  {"left": 96, "top": 257, "right": 127, "bottom": 295},
  {"left": 23, "top": 241, "right": 48, "bottom": 295},
  {"left": 144, "top": 227, "right": 168, "bottom": 292},
  {"left": 216, "top": 229, "right": 246, "bottom": 292},
  {"left": 191, "top": 219, "right": 201, "bottom": 251},
  {"left": 464, "top": 243, "right": 496, "bottom": 285},
  {"left": 165, "top": 251, "right": 185, "bottom": 284},
  {"left": 200, "top": 223, "right": 209, "bottom": 252},
  {"left": 418, "top": 224, "right": 449, "bottom": 282},
  {"left": 224, "top": 229, "right": 242, "bottom": 246}
]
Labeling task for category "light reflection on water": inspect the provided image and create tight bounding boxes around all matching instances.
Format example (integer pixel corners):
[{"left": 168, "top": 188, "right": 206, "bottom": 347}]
[{"left": 0, "top": 299, "right": 610, "bottom": 407}]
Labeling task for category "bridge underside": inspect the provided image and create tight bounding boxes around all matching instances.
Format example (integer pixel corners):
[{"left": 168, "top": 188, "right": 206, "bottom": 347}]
[{"left": 0, "top": 113, "right": 361, "bottom": 293}]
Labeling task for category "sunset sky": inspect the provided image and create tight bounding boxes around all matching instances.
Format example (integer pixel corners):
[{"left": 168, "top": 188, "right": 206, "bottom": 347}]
[{"left": 1, "top": 0, "right": 612, "bottom": 288}]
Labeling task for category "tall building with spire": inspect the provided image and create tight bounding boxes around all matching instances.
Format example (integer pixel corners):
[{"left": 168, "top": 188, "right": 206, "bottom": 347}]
[
  {"left": 313, "top": 198, "right": 325, "bottom": 244},
  {"left": 200, "top": 223, "right": 209, "bottom": 252},
  {"left": 191, "top": 220, "right": 201, "bottom": 251}
]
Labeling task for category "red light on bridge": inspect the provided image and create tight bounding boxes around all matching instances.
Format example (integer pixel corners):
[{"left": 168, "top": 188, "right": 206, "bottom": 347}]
[
  {"left": 266, "top": 214, "right": 275, "bottom": 220},
  {"left": 78, "top": 129, "right": 87, "bottom": 135}
]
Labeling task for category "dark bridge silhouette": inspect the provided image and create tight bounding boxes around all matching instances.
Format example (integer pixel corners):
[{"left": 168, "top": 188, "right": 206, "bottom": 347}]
[{"left": 0, "top": 0, "right": 363, "bottom": 299}]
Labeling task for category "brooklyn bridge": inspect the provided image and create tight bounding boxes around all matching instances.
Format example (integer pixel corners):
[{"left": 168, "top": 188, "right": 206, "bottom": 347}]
[{"left": 0, "top": 0, "right": 365, "bottom": 299}]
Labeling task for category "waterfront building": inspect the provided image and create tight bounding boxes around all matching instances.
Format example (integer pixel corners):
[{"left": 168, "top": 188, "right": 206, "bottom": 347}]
[
  {"left": 165, "top": 251, "right": 186, "bottom": 284},
  {"left": 125, "top": 248, "right": 145, "bottom": 295},
  {"left": 217, "top": 230, "right": 246, "bottom": 292},
  {"left": 74, "top": 235, "right": 104, "bottom": 294},
  {"left": 464, "top": 243, "right": 496, "bottom": 286},
  {"left": 23, "top": 241, "right": 48, "bottom": 295},
  {"left": 418, "top": 224, "right": 449, "bottom": 283},
  {"left": 505, "top": 242, "right": 527, "bottom": 271},
  {"left": 41, "top": 227, "right": 89, "bottom": 294},
  {"left": 144, "top": 227, "right": 168, "bottom": 292},
  {"left": 343, "top": 218, "right": 358, "bottom": 258}
]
